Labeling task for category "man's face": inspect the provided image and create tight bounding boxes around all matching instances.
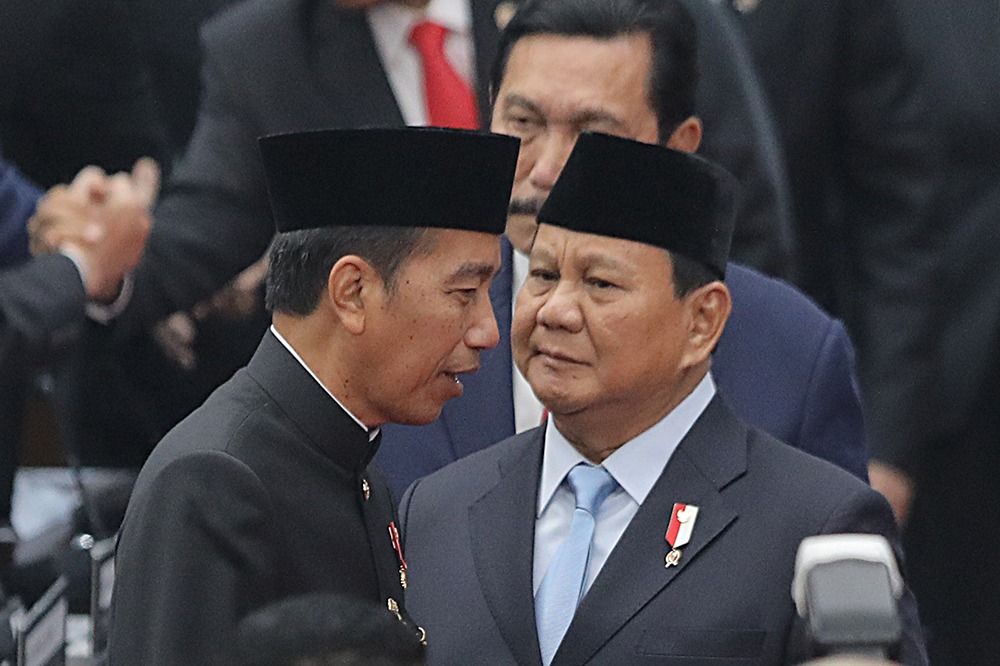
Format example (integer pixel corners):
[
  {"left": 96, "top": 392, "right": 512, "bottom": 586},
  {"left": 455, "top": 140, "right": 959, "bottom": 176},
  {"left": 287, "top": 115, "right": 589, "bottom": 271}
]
[
  {"left": 361, "top": 229, "right": 502, "bottom": 425},
  {"left": 491, "top": 34, "right": 662, "bottom": 251},
  {"left": 512, "top": 224, "right": 701, "bottom": 425}
]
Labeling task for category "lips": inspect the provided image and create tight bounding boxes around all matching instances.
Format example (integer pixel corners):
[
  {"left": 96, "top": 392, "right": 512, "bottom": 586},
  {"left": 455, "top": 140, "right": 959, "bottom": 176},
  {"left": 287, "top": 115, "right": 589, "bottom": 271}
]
[{"left": 534, "top": 345, "right": 585, "bottom": 365}]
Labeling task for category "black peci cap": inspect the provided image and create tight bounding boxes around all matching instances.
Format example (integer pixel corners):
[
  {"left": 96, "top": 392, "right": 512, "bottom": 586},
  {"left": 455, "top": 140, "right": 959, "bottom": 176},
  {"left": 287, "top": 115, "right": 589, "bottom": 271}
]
[
  {"left": 537, "top": 132, "right": 739, "bottom": 278},
  {"left": 259, "top": 128, "right": 520, "bottom": 235}
]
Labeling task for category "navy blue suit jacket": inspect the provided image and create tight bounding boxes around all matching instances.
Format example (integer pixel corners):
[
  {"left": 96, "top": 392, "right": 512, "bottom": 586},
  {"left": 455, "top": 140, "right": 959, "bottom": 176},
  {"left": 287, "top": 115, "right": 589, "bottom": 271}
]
[
  {"left": 398, "top": 398, "right": 922, "bottom": 665},
  {"left": 376, "top": 241, "right": 868, "bottom": 497},
  {"left": 0, "top": 155, "right": 39, "bottom": 268}
]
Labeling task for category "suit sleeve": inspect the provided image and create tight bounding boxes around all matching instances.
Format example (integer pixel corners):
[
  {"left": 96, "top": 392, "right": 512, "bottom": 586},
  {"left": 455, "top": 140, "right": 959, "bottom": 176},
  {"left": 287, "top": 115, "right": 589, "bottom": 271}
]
[
  {"left": 113, "top": 25, "right": 276, "bottom": 340},
  {"left": 0, "top": 156, "right": 40, "bottom": 268},
  {"left": 682, "top": 0, "right": 795, "bottom": 278},
  {"left": 0, "top": 255, "right": 85, "bottom": 368},
  {"left": 109, "top": 451, "right": 277, "bottom": 666},
  {"left": 797, "top": 318, "right": 869, "bottom": 481}
]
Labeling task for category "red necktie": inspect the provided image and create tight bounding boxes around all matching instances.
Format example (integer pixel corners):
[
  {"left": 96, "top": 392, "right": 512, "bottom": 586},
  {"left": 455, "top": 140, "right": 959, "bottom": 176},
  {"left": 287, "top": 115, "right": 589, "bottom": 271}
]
[{"left": 409, "top": 21, "right": 479, "bottom": 129}]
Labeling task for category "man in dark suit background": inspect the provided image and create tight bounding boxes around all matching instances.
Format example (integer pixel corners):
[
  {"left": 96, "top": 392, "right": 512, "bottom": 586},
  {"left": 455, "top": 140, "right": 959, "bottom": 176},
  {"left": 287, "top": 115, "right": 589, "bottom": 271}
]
[
  {"left": 400, "top": 131, "right": 926, "bottom": 666},
  {"left": 0, "top": 157, "right": 155, "bottom": 564},
  {"left": 725, "top": 0, "right": 940, "bottom": 521},
  {"left": 876, "top": 5, "right": 1000, "bottom": 663},
  {"left": 110, "top": 128, "right": 518, "bottom": 665},
  {"left": 374, "top": 0, "right": 868, "bottom": 498},
  {"left": 30, "top": 0, "right": 851, "bottom": 496}
]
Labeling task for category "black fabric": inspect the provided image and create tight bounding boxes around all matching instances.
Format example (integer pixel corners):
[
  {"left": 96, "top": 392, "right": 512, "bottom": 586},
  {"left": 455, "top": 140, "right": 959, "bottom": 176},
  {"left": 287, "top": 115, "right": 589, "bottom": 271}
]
[
  {"left": 259, "top": 128, "right": 518, "bottom": 235},
  {"left": 0, "top": 0, "right": 169, "bottom": 187},
  {"left": 539, "top": 133, "right": 737, "bottom": 278},
  {"left": 109, "top": 331, "right": 408, "bottom": 665}
]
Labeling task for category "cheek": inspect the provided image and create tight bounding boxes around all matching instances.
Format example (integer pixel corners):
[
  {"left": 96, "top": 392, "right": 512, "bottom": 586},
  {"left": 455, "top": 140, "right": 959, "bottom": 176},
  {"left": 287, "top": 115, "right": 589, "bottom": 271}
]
[{"left": 511, "top": 300, "right": 538, "bottom": 356}]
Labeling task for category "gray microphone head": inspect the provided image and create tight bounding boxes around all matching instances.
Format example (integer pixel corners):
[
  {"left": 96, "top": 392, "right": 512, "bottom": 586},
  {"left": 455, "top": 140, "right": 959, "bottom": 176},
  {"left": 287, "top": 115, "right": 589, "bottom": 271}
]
[{"left": 791, "top": 534, "right": 903, "bottom": 657}]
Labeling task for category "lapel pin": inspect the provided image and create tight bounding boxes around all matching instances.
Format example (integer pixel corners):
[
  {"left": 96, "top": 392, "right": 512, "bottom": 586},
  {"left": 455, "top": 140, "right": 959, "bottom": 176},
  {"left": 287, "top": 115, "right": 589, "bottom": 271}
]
[
  {"left": 494, "top": 2, "right": 517, "bottom": 30},
  {"left": 388, "top": 522, "right": 408, "bottom": 589},
  {"left": 664, "top": 503, "right": 699, "bottom": 568}
]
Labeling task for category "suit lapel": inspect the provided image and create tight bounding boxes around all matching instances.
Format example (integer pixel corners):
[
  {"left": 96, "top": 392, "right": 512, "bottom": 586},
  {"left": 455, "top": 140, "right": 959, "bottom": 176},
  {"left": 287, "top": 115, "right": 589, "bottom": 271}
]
[
  {"left": 308, "top": 3, "right": 404, "bottom": 127},
  {"left": 441, "top": 238, "right": 515, "bottom": 457},
  {"left": 468, "top": 430, "right": 544, "bottom": 666},
  {"left": 553, "top": 398, "right": 748, "bottom": 666}
]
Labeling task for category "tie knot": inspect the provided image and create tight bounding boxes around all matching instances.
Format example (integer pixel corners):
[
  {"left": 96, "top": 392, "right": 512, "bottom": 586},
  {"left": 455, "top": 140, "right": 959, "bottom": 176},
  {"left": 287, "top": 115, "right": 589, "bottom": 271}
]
[
  {"left": 567, "top": 464, "right": 617, "bottom": 515},
  {"left": 409, "top": 20, "right": 448, "bottom": 52}
]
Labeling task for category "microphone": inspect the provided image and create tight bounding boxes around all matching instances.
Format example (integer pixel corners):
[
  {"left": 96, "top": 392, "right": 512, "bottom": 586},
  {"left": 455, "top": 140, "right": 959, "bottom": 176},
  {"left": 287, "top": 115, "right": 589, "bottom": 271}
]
[{"left": 791, "top": 534, "right": 903, "bottom": 660}]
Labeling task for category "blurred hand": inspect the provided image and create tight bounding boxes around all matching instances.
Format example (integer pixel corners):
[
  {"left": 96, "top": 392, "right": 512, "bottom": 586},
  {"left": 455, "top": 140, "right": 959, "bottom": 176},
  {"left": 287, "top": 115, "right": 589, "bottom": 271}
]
[
  {"left": 29, "top": 158, "right": 160, "bottom": 301},
  {"left": 153, "top": 312, "right": 198, "bottom": 371},
  {"left": 869, "top": 460, "right": 915, "bottom": 526},
  {"left": 153, "top": 256, "right": 268, "bottom": 370}
]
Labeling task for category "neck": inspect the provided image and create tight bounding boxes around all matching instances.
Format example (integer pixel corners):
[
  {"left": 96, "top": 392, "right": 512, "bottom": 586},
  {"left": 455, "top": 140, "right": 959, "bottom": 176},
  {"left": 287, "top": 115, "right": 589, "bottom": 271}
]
[
  {"left": 272, "top": 313, "right": 382, "bottom": 428},
  {"left": 552, "top": 365, "right": 709, "bottom": 463}
]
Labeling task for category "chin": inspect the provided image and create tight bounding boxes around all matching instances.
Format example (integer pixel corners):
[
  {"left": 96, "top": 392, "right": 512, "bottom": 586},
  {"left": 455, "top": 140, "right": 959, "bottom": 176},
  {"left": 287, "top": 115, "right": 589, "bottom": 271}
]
[{"left": 388, "top": 405, "right": 445, "bottom": 427}]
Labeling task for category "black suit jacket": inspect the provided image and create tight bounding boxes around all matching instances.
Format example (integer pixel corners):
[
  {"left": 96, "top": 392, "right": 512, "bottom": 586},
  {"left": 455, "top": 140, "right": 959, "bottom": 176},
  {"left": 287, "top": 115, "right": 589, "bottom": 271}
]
[
  {"left": 114, "top": 0, "right": 793, "bottom": 343},
  {"left": 109, "top": 331, "right": 408, "bottom": 665},
  {"left": 400, "top": 397, "right": 926, "bottom": 666},
  {"left": 731, "top": 0, "right": 940, "bottom": 464},
  {"left": 0, "top": 0, "right": 168, "bottom": 186}
]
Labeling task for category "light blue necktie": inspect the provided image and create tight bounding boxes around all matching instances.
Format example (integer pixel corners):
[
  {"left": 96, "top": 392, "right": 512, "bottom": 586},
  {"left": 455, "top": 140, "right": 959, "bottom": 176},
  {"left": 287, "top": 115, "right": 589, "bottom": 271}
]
[{"left": 535, "top": 464, "right": 618, "bottom": 665}]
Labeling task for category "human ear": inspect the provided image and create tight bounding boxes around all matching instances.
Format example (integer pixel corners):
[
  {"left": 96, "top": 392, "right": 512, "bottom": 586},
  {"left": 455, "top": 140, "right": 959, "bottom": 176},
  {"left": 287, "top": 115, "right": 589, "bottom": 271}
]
[
  {"left": 666, "top": 116, "right": 702, "bottom": 154},
  {"left": 326, "top": 255, "right": 379, "bottom": 335},
  {"left": 681, "top": 281, "right": 731, "bottom": 367}
]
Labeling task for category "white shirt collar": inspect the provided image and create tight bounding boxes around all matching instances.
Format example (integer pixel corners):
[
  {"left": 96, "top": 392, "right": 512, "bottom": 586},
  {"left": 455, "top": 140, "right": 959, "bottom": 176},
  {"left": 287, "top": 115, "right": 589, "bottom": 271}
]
[
  {"left": 537, "top": 372, "right": 717, "bottom": 516},
  {"left": 368, "top": 0, "right": 471, "bottom": 67},
  {"left": 270, "top": 325, "right": 379, "bottom": 441}
]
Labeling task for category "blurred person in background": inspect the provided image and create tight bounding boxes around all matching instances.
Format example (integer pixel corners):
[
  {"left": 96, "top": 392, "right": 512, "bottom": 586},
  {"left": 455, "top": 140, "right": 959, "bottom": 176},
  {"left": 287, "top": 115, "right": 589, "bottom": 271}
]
[
  {"left": 31, "top": 0, "right": 813, "bottom": 503},
  {"left": 236, "top": 594, "right": 426, "bottom": 666}
]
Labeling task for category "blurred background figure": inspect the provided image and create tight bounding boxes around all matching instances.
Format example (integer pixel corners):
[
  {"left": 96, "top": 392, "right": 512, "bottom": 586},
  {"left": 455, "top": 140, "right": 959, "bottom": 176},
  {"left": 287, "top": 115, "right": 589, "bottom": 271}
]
[
  {"left": 725, "top": 0, "right": 941, "bottom": 503},
  {"left": 0, "top": 0, "right": 168, "bottom": 187},
  {"left": 882, "top": 4, "right": 1000, "bottom": 665},
  {"left": 0, "top": 159, "right": 156, "bottom": 570},
  {"left": 236, "top": 594, "right": 426, "bottom": 666}
]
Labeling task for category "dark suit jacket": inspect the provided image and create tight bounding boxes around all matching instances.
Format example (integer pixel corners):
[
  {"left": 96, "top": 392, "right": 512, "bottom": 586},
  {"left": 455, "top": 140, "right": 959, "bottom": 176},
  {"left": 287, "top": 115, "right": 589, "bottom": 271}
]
[
  {"left": 399, "top": 397, "right": 925, "bottom": 666},
  {"left": 109, "top": 331, "right": 408, "bottom": 665},
  {"left": 0, "top": 255, "right": 84, "bottom": 369},
  {"left": 885, "top": 6, "right": 1000, "bottom": 664},
  {"left": 0, "top": 155, "right": 39, "bottom": 268},
  {"left": 376, "top": 250, "right": 867, "bottom": 498},
  {"left": 0, "top": 0, "right": 168, "bottom": 186},
  {"left": 731, "top": 0, "right": 940, "bottom": 469},
  {"left": 114, "top": 0, "right": 792, "bottom": 341}
]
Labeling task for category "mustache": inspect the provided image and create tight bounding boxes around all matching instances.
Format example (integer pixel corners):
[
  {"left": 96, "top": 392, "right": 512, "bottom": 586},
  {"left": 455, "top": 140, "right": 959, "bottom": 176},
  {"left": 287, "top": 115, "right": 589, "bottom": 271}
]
[{"left": 508, "top": 198, "right": 545, "bottom": 217}]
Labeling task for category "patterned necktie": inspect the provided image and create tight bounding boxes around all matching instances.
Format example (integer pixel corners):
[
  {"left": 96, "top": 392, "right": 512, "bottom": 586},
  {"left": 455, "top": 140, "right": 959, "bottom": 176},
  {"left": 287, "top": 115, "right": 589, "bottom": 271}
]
[
  {"left": 409, "top": 20, "right": 479, "bottom": 129},
  {"left": 535, "top": 464, "right": 618, "bottom": 665}
]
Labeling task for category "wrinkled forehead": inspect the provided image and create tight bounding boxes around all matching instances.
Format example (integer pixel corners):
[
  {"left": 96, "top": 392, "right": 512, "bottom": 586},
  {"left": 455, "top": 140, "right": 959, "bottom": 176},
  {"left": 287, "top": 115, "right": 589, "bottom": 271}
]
[
  {"left": 531, "top": 223, "right": 672, "bottom": 274},
  {"left": 495, "top": 33, "right": 656, "bottom": 117}
]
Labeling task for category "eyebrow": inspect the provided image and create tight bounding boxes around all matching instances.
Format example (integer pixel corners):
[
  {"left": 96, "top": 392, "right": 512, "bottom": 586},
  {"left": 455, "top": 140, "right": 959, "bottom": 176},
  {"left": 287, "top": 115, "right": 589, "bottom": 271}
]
[
  {"left": 501, "top": 94, "right": 627, "bottom": 131},
  {"left": 530, "top": 244, "right": 631, "bottom": 273},
  {"left": 449, "top": 262, "right": 499, "bottom": 282}
]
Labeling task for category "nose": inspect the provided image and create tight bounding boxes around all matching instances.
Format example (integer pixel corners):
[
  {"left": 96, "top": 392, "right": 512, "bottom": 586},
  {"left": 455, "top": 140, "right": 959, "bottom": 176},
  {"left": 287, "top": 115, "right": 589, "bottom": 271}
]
[
  {"left": 536, "top": 279, "right": 583, "bottom": 333},
  {"left": 527, "top": 130, "right": 577, "bottom": 194},
  {"left": 466, "top": 296, "right": 501, "bottom": 351}
]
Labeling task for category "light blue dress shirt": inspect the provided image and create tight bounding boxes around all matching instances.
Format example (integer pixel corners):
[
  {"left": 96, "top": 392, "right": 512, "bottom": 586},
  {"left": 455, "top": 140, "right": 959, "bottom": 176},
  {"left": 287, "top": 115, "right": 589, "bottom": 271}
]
[{"left": 533, "top": 372, "right": 717, "bottom": 595}]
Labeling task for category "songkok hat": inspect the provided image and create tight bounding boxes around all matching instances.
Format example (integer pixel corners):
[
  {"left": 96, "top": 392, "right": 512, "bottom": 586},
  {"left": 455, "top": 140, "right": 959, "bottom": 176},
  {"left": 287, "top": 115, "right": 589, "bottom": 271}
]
[
  {"left": 259, "top": 128, "right": 519, "bottom": 234},
  {"left": 538, "top": 132, "right": 739, "bottom": 278}
]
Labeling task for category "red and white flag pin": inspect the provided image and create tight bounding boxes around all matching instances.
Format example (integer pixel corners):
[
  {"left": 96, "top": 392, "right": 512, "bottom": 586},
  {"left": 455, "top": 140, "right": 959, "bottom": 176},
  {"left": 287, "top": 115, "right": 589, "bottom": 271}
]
[{"left": 664, "top": 503, "right": 699, "bottom": 567}]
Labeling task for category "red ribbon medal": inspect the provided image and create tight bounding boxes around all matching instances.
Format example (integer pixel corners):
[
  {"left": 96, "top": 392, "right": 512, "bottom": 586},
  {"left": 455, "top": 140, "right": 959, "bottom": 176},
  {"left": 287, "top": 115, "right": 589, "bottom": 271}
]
[
  {"left": 388, "top": 522, "right": 408, "bottom": 588},
  {"left": 664, "top": 503, "right": 699, "bottom": 567}
]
